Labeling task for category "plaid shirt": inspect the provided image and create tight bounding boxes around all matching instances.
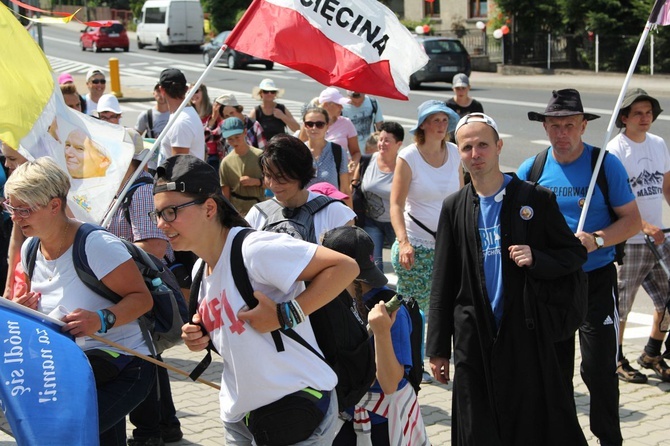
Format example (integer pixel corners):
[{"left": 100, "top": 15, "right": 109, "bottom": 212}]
[{"left": 106, "top": 170, "right": 175, "bottom": 263}]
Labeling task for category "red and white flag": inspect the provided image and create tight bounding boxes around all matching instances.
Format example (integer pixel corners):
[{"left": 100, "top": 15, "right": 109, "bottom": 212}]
[{"left": 225, "top": 0, "right": 429, "bottom": 100}]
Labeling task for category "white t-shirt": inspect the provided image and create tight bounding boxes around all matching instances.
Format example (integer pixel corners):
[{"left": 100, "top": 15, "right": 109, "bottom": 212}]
[
  {"left": 326, "top": 116, "right": 357, "bottom": 158},
  {"left": 245, "top": 191, "right": 356, "bottom": 244},
  {"left": 159, "top": 106, "right": 206, "bottom": 163},
  {"left": 607, "top": 132, "right": 670, "bottom": 244},
  {"left": 85, "top": 94, "right": 98, "bottom": 116},
  {"left": 399, "top": 143, "right": 461, "bottom": 248},
  {"left": 21, "top": 229, "right": 149, "bottom": 355},
  {"left": 194, "top": 227, "right": 337, "bottom": 422}
]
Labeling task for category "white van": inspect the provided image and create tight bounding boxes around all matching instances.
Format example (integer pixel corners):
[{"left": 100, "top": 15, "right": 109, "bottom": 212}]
[{"left": 136, "top": 0, "right": 204, "bottom": 52}]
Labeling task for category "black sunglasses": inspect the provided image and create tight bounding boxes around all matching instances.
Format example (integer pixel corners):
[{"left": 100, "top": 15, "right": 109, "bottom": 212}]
[
  {"left": 261, "top": 90, "right": 276, "bottom": 94},
  {"left": 304, "top": 121, "right": 326, "bottom": 129},
  {"left": 91, "top": 79, "right": 107, "bottom": 85}
]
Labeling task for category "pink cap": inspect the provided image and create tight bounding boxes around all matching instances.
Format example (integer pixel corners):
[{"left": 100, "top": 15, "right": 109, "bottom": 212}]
[
  {"left": 308, "top": 182, "right": 349, "bottom": 200},
  {"left": 58, "top": 73, "right": 75, "bottom": 85}
]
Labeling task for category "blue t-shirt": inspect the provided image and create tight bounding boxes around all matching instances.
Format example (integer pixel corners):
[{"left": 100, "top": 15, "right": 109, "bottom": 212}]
[
  {"left": 361, "top": 286, "right": 412, "bottom": 424},
  {"left": 478, "top": 174, "right": 511, "bottom": 328},
  {"left": 517, "top": 144, "right": 635, "bottom": 272}
]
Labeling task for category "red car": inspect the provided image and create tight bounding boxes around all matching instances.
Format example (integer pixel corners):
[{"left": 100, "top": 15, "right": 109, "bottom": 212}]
[{"left": 80, "top": 20, "right": 130, "bottom": 53}]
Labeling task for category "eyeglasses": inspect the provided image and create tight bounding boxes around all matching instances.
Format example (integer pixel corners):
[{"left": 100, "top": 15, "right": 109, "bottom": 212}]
[
  {"left": 3, "top": 200, "right": 38, "bottom": 219},
  {"left": 99, "top": 113, "right": 120, "bottom": 122},
  {"left": 261, "top": 90, "right": 276, "bottom": 95},
  {"left": 304, "top": 121, "right": 326, "bottom": 129},
  {"left": 90, "top": 79, "right": 106, "bottom": 85},
  {"left": 148, "top": 199, "right": 205, "bottom": 224}
]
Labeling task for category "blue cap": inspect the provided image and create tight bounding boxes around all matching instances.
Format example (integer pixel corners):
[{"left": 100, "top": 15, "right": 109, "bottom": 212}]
[
  {"left": 221, "top": 117, "right": 245, "bottom": 138},
  {"left": 409, "top": 100, "right": 460, "bottom": 134}
]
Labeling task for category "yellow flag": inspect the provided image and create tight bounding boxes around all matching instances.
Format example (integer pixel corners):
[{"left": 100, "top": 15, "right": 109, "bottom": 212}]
[{"left": 0, "top": 6, "right": 54, "bottom": 149}]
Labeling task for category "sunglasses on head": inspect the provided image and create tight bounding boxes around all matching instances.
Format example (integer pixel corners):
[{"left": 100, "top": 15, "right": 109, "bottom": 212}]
[
  {"left": 261, "top": 90, "right": 276, "bottom": 94},
  {"left": 90, "top": 79, "right": 106, "bottom": 85},
  {"left": 304, "top": 121, "right": 326, "bottom": 129}
]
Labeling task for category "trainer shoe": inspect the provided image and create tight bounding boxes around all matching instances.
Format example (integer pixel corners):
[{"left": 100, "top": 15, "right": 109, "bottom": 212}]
[
  {"left": 637, "top": 352, "right": 670, "bottom": 382},
  {"left": 616, "top": 358, "right": 648, "bottom": 384},
  {"left": 421, "top": 370, "right": 433, "bottom": 384}
]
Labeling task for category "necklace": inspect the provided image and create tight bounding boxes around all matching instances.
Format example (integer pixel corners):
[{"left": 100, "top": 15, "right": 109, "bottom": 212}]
[
  {"left": 44, "top": 220, "right": 70, "bottom": 282},
  {"left": 417, "top": 144, "right": 447, "bottom": 168}
]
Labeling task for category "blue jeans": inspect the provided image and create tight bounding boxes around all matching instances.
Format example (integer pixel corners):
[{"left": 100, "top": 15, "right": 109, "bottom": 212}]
[
  {"left": 98, "top": 355, "right": 156, "bottom": 446},
  {"left": 363, "top": 219, "right": 395, "bottom": 271},
  {"left": 223, "top": 390, "right": 339, "bottom": 445}
]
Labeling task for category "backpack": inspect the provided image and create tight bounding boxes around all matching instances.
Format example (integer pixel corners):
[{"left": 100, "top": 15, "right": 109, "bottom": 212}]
[
  {"left": 364, "top": 288, "right": 424, "bottom": 394},
  {"left": 188, "top": 229, "right": 376, "bottom": 411},
  {"left": 510, "top": 181, "right": 588, "bottom": 342},
  {"left": 527, "top": 147, "right": 625, "bottom": 265},
  {"left": 25, "top": 223, "right": 188, "bottom": 355},
  {"left": 118, "top": 175, "right": 197, "bottom": 290},
  {"left": 254, "top": 194, "right": 342, "bottom": 243}
]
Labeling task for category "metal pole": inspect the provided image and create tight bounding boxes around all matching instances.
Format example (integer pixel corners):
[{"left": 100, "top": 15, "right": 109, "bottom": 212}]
[
  {"left": 651, "top": 33, "right": 655, "bottom": 76},
  {"left": 596, "top": 34, "right": 600, "bottom": 73},
  {"left": 547, "top": 33, "right": 551, "bottom": 70}
]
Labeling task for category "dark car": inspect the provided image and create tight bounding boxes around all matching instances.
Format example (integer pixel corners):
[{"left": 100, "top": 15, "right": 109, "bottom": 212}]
[
  {"left": 80, "top": 20, "right": 129, "bottom": 53},
  {"left": 202, "top": 31, "right": 273, "bottom": 70},
  {"left": 410, "top": 36, "right": 471, "bottom": 89}
]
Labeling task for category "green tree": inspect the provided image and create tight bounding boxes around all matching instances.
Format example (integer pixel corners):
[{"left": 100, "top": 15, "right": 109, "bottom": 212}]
[{"left": 203, "top": 0, "right": 251, "bottom": 33}]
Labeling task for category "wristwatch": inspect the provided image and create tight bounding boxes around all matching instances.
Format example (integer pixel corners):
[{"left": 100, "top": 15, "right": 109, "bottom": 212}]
[
  {"left": 97, "top": 309, "right": 117, "bottom": 333},
  {"left": 593, "top": 232, "right": 605, "bottom": 250}
]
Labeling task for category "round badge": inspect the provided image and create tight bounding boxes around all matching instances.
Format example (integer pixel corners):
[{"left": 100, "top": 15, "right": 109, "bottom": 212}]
[
  {"left": 578, "top": 197, "right": 586, "bottom": 208},
  {"left": 519, "top": 206, "right": 534, "bottom": 221}
]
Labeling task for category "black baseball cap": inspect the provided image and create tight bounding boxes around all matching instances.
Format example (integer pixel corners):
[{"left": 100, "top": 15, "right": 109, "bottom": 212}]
[
  {"left": 154, "top": 155, "right": 221, "bottom": 196},
  {"left": 322, "top": 226, "right": 388, "bottom": 288},
  {"left": 159, "top": 68, "right": 187, "bottom": 87}
]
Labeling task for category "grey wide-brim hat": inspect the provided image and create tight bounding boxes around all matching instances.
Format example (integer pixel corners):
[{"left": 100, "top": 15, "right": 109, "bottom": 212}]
[
  {"left": 528, "top": 89, "right": 600, "bottom": 122},
  {"left": 615, "top": 88, "right": 663, "bottom": 128}
]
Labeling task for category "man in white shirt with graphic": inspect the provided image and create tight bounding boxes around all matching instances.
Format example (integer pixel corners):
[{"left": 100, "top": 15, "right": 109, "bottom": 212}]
[{"left": 607, "top": 88, "right": 670, "bottom": 384}]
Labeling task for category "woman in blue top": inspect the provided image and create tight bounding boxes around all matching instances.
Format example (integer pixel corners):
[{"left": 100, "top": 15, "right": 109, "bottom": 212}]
[
  {"left": 324, "top": 226, "right": 430, "bottom": 446},
  {"left": 303, "top": 107, "right": 351, "bottom": 207}
]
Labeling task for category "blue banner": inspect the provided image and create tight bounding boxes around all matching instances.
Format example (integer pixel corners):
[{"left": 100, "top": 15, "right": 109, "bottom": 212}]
[{"left": 0, "top": 299, "right": 98, "bottom": 445}]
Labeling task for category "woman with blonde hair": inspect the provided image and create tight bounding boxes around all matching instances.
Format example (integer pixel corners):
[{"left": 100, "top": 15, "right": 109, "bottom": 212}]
[{"left": 5, "top": 157, "right": 156, "bottom": 446}]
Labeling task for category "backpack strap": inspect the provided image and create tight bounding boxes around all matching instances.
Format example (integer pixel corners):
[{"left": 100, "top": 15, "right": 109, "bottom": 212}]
[
  {"left": 370, "top": 97, "right": 378, "bottom": 118},
  {"left": 590, "top": 148, "right": 624, "bottom": 265},
  {"left": 121, "top": 176, "right": 154, "bottom": 226},
  {"left": 330, "top": 142, "right": 343, "bottom": 188},
  {"left": 407, "top": 213, "right": 436, "bottom": 239},
  {"left": 301, "top": 194, "right": 340, "bottom": 216},
  {"left": 255, "top": 198, "right": 284, "bottom": 222},
  {"left": 187, "top": 261, "right": 215, "bottom": 381},
  {"left": 146, "top": 108, "right": 154, "bottom": 138},
  {"left": 230, "top": 228, "right": 285, "bottom": 352},
  {"left": 231, "top": 228, "right": 327, "bottom": 363},
  {"left": 527, "top": 148, "right": 550, "bottom": 183}
]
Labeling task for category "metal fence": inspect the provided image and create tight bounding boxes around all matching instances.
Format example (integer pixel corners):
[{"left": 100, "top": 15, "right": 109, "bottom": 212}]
[{"left": 451, "top": 30, "right": 665, "bottom": 73}]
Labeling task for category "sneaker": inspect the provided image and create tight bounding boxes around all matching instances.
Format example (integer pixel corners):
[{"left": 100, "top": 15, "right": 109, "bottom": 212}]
[
  {"left": 637, "top": 352, "right": 670, "bottom": 382},
  {"left": 127, "top": 438, "right": 165, "bottom": 446},
  {"left": 160, "top": 425, "right": 183, "bottom": 443},
  {"left": 616, "top": 358, "right": 648, "bottom": 384},
  {"left": 421, "top": 370, "right": 433, "bottom": 384}
]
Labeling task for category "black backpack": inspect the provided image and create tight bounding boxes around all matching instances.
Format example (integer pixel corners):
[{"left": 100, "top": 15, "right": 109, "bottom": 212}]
[
  {"left": 25, "top": 223, "right": 188, "bottom": 355},
  {"left": 254, "top": 195, "right": 342, "bottom": 243},
  {"left": 364, "top": 288, "right": 424, "bottom": 394},
  {"left": 188, "top": 229, "right": 376, "bottom": 411},
  {"left": 527, "top": 147, "right": 625, "bottom": 265},
  {"left": 510, "top": 181, "right": 588, "bottom": 342}
]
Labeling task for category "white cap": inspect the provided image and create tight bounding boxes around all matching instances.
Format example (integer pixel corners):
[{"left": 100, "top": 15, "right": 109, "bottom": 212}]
[
  {"left": 454, "top": 112, "right": 499, "bottom": 136},
  {"left": 97, "top": 94, "right": 122, "bottom": 114},
  {"left": 318, "top": 87, "right": 350, "bottom": 106},
  {"left": 86, "top": 68, "right": 104, "bottom": 81}
]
